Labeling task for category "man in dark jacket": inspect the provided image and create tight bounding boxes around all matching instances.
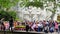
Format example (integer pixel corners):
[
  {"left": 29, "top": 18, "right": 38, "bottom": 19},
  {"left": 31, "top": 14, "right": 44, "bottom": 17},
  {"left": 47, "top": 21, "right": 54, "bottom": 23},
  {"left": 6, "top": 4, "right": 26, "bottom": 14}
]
[
  {"left": 9, "top": 16, "right": 14, "bottom": 31},
  {"left": 26, "top": 22, "right": 29, "bottom": 32},
  {"left": 0, "top": 14, "right": 2, "bottom": 23}
]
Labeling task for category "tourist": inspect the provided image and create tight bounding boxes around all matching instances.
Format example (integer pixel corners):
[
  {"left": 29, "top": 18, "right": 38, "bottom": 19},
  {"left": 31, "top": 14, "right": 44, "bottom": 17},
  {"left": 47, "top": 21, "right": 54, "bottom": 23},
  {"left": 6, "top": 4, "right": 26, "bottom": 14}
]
[
  {"left": 49, "top": 20, "right": 55, "bottom": 33},
  {"left": 38, "top": 21, "right": 43, "bottom": 32},
  {"left": 0, "top": 18, "right": 5, "bottom": 31},
  {"left": 9, "top": 16, "right": 14, "bottom": 31},
  {"left": 55, "top": 21, "right": 58, "bottom": 32},
  {"left": 26, "top": 22, "right": 29, "bottom": 32},
  {"left": 34, "top": 22, "right": 38, "bottom": 31},
  {"left": 28, "top": 22, "right": 33, "bottom": 31}
]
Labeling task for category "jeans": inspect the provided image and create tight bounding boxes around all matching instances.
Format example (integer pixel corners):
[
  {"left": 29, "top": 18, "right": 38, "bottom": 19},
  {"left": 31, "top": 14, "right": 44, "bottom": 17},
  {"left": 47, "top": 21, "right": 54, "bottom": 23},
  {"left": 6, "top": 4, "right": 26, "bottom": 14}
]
[{"left": 38, "top": 27, "right": 42, "bottom": 32}]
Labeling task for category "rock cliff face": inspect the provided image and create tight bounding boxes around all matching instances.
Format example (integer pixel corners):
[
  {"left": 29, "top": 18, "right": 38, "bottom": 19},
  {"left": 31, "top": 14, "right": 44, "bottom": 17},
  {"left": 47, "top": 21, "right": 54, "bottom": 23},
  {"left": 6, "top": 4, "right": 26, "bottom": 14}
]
[
  {"left": 11, "top": 0, "right": 60, "bottom": 21},
  {"left": 17, "top": 6, "right": 53, "bottom": 21},
  {"left": 11, "top": 6, "right": 53, "bottom": 21}
]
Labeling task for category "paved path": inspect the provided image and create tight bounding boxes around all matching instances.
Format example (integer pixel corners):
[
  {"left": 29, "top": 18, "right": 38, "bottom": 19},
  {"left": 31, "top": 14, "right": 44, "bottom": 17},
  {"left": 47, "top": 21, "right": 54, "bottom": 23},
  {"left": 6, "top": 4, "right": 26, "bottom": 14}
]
[
  {"left": 45, "top": 32, "right": 60, "bottom": 34},
  {"left": 14, "top": 30, "right": 44, "bottom": 34},
  {"left": 14, "top": 30, "right": 60, "bottom": 34},
  {"left": 0, "top": 30, "right": 60, "bottom": 34}
]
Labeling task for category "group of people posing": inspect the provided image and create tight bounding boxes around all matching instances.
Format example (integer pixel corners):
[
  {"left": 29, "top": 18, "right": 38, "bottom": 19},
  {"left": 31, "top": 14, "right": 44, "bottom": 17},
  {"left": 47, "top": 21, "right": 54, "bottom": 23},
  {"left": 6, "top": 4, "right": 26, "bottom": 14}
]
[
  {"left": 0, "top": 16, "right": 13, "bottom": 31},
  {"left": 0, "top": 16, "right": 60, "bottom": 33},
  {"left": 25, "top": 20, "right": 59, "bottom": 33}
]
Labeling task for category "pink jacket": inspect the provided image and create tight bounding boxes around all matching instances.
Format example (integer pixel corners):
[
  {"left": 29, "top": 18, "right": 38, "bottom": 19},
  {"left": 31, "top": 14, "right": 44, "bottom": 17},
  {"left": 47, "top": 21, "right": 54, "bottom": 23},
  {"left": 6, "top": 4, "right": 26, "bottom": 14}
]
[{"left": 55, "top": 22, "right": 58, "bottom": 29}]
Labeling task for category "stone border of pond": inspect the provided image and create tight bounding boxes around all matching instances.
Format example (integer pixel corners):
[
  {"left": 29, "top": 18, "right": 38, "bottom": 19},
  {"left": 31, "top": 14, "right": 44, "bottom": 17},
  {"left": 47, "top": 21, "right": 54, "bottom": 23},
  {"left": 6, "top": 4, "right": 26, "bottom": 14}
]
[{"left": 0, "top": 30, "right": 44, "bottom": 34}]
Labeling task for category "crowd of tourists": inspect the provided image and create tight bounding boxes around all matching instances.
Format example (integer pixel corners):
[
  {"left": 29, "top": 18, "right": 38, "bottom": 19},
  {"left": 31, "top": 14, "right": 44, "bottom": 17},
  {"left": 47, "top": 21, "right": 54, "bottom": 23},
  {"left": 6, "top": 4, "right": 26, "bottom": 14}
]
[
  {"left": 0, "top": 16, "right": 13, "bottom": 31},
  {"left": 25, "top": 20, "right": 60, "bottom": 33},
  {"left": 0, "top": 16, "right": 60, "bottom": 33}
]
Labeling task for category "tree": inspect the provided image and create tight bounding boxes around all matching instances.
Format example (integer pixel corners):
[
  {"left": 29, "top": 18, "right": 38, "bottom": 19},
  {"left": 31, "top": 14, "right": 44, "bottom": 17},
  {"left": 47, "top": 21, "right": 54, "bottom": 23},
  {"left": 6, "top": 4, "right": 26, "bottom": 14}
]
[
  {"left": 0, "top": 0, "right": 19, "bottom": 10},
  {"left": 19, "top": 0, "right": 29, "bottom": 7},
  {"left": 0, "top": 0, "right": 19, "bottom": 21},
  {"left": 25, "top": 0, "right": 43, "bottom": 9},
  {"left": 19, "top": 0, "right": 43, "bottom": 9},
  {"left": 0, "top": 10, "right": 17, "bottom": 21}
]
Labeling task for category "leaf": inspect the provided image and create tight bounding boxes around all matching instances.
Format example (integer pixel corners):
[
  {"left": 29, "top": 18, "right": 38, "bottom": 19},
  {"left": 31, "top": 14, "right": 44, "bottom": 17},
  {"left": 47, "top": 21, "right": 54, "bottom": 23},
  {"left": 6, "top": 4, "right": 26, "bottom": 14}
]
[
  {"left": 25, "top": 2, "right": 43, "bottom": 8},
  {"left": 0, "top": 0, "right": 19, "bottom": 8}
]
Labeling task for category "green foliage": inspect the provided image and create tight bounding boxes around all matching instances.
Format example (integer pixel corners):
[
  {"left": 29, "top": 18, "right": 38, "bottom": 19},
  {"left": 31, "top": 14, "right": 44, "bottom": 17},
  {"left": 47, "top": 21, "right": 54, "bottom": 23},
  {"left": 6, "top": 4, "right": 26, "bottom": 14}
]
[
  {"left": 0, "top": 10, "right": 17, "bottom": 21},
  {"left": 25, "top": 2, "right": 43, "bottom": 8},
  {"left": 0, "top": 0, "right": 19, "bottom": 8},
  {"left": 20, "top": 0, "right": 29, "bottom": 7},
  {"left": 20, "top": 0, "right": 43, "bottom": 9},
  {"left": 48, "top": 0, "right": 55, "bottom": 2},
  {"left": 57, "top": 3, "right": 60, "bottom": 7},
  {"left": 0, "top": 10, "right": 7, "bottom": 19},
  {"left": 8, "top": 11, "right": 17, "bottom": 19}
]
